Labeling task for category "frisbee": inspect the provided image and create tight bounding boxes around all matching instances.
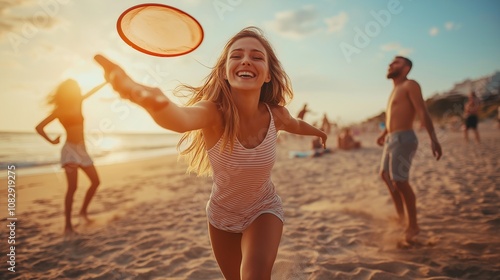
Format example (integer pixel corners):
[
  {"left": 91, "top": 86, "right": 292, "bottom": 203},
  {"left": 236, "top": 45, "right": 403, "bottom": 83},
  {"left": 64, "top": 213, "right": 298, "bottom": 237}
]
[{"left": 117, "top": 3, "right": 204, "bottom": 57}]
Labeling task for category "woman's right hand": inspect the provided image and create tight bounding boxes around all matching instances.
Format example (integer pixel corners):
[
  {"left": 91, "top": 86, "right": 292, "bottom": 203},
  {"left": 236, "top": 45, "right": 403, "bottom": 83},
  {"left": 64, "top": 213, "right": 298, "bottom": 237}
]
[
  {"left": 94, "top": 54, "right": 132, "bottom": 97},
  {"left": 94, "top": 54, "right": 169, "bottom": 111}
]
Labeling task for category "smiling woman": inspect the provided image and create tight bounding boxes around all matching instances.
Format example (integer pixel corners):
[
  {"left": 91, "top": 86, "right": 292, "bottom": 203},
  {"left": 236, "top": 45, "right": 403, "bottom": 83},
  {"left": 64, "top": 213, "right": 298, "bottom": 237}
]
[{"left": 93, "top": 26, "right": 328, "bottom": 279}]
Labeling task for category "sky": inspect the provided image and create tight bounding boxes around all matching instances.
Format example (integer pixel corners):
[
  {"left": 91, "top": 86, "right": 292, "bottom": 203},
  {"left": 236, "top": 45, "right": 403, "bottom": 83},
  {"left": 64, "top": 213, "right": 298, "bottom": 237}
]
[{"left": 1, "top": 0, "right": 499, "bottom": 133}]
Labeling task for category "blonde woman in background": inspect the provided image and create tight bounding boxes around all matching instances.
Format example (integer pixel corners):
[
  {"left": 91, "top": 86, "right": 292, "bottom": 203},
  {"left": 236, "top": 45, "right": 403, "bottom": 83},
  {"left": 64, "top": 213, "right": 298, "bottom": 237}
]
[{"left": 36, "top": 79, "right": 105, "bottom": 236}]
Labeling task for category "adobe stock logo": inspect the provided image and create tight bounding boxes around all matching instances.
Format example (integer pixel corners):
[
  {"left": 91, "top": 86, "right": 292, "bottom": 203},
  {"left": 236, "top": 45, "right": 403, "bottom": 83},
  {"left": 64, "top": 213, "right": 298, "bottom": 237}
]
[
  {"left": 213, "top": 0, "right": 242, "bottom": 20},
  {"left": 339, "top": 0, "right": 410, "bottom": 63}
]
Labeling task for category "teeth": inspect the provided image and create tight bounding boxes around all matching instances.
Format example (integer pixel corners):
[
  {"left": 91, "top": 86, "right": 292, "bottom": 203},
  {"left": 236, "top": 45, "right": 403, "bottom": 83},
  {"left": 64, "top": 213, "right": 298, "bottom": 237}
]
[{"left": 237, "top": 71, "right": 255, "bottom": 78}]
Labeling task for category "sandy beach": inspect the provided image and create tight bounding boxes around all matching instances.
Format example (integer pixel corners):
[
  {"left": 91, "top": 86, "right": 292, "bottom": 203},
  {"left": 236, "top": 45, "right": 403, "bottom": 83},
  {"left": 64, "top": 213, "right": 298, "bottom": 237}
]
[{"left": 1, "top": 125, "right": 499, "bottom": 280}]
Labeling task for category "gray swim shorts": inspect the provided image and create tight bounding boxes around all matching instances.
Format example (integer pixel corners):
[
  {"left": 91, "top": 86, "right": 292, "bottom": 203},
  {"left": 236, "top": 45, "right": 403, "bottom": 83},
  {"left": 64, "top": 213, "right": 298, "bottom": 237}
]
[{"left": 380, "top": 130, "right": 418, "bottom": 181}]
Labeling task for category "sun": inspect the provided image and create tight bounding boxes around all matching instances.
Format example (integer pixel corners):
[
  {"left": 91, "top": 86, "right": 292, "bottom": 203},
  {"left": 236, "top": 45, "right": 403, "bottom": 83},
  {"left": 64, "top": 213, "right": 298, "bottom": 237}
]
[
  {"left": 62, "top": 68, "right": 118, "bottom": 100},
  {"left": 73, "top": 70, "right": 106, "bottom": 93}
]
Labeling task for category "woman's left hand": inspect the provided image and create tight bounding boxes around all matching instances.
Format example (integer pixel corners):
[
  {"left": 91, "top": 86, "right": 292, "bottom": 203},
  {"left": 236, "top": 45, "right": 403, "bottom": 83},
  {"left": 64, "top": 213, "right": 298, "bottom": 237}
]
[
  {"left": 321, "top": 132, "right": 328, "bottom": 149},
  {"left": 51, "top": 135, "right": 61, "bottom": 145}
]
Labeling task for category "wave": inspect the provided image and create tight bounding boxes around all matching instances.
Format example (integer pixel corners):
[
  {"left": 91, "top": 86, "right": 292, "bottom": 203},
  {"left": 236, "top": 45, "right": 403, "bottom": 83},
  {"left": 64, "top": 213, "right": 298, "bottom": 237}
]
[
  {"left": 0, "top": 132, "right": 183, "bottom": 176},
  {"left": 0, "top": 160, "right": 60, "bottom": 170}
]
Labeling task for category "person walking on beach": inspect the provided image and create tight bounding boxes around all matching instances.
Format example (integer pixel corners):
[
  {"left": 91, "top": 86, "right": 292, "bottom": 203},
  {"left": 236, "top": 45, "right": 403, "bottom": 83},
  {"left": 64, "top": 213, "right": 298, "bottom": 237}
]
[
  {"left": 36, "top": 79, "right": 105, "bottom": 236},
  {"left": 95, "top": 27, "right": 327, "bottom": 279},
  {"left": 321, "top": 113, "right": 332, "bottom": 134},
  {"left": 497, "top": 106, "right": 500, "bottom": 129},
  {"left": 376, "top": 56, "right": 442, "bottom": 242},
  {"left": 297, "top": 103, "right": 310, "bottom": 120},
  {"left": 463, "top": 91, "right": 481, "bottom": 143}
]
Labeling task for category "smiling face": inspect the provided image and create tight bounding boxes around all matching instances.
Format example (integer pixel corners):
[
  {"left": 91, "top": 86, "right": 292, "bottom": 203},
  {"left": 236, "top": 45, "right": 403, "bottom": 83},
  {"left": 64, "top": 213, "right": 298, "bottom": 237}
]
[{"left": 225, "top": 37, "right": 271, "bottom": 93}]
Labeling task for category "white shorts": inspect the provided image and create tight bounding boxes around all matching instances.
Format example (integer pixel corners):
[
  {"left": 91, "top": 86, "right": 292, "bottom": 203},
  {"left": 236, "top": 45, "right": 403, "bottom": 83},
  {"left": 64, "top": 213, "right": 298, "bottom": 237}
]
[{"left": 61, "top": 142, "right": 94, "bottom": 168}]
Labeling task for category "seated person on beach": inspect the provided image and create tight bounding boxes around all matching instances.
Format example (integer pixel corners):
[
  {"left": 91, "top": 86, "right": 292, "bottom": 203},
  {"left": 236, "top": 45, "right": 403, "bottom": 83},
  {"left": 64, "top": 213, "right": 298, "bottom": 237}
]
[
  {"left": 312, "top": 136, "right": 332, "bottom": 157},
  {"left": 337, "top": 127, "right": 361, "bottom": 150}
]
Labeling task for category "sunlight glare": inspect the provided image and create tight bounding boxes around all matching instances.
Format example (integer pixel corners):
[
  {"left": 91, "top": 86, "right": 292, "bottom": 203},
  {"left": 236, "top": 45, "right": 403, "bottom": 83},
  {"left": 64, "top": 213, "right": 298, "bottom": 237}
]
[
  {"left": 97, "top": 135, "right": 122, "bottom": 152},
  {"left": 74, "top": 71, "right": 106, "bottom": 92},
  {"left": 66, "top": 69, "right": 118, "bottom": 101}
]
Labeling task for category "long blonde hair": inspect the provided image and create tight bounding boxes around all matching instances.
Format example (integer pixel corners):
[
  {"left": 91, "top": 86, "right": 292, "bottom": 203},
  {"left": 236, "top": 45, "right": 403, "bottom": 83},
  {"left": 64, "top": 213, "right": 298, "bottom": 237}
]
[
  {"left": 177, "top": 26, "right": 293, "bottom": 175},
  {"left": 46, "top": 79, "right": 82, "bottom": 113}
]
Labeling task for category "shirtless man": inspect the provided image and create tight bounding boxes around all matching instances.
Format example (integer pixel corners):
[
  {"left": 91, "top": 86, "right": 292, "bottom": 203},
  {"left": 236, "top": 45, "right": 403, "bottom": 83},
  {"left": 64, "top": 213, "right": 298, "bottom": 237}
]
[
  {"left": 376, "top": 56, "right": 442, "bottom": 242},
  {"left": 463, "top": 91, "right": 481, "bottom": 143}
]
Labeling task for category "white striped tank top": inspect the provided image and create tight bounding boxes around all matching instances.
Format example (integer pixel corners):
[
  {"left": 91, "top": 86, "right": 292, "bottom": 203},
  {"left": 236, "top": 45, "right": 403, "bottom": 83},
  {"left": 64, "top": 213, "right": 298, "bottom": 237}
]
[{"left": 206, "top": 103, "right": 284, "bottom": 233}]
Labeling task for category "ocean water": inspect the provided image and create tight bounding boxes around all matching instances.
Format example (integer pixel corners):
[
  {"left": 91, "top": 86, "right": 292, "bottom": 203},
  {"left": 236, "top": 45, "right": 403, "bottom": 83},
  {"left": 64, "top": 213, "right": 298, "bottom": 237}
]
[{"left": 0, "top": 131, "right": 182, "bottom": 176}]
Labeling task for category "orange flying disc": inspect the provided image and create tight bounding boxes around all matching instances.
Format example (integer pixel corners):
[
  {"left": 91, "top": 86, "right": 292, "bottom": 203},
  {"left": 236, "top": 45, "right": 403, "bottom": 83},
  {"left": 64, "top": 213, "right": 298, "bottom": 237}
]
[{"left": 117, "top": 3, "right": 204, "bottom": 57}]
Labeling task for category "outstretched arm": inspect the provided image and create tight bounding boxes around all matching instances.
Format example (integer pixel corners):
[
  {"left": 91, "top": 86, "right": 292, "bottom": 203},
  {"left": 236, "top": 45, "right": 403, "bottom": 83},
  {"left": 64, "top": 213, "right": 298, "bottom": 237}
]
[
  {"left": 407, "top": 80, "right": 442, "bottom": 160},
  {"left": 142, "top": 92, "right": 219, "bottom": 133},
  {"left": 82, "top": 81, "right": 108, "bottom": 100},
  {"left": 274, "top": 106, "right": 327, "bottom": 148},
  {"left": 35, "top": 113, "right": 61, "bottom": 144},
  {"left": 94, "top": 54, "right": 217, "bottom": 133}
]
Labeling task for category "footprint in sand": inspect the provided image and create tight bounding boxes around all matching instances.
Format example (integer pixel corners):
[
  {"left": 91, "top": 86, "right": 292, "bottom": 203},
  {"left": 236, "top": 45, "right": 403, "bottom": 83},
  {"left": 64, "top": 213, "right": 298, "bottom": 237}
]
[
  {"left": 73, "top": 215, "right": 112, "bottom": 233},
  {"left": 397, "top": 235, "right": 439, "bottom": 249}
]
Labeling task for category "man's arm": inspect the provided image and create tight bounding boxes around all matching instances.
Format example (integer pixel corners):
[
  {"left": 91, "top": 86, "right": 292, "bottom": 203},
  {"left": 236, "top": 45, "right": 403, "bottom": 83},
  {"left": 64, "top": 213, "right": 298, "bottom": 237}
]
[{"left": 407, "top": 80, "right": 442, "bottom": 160}]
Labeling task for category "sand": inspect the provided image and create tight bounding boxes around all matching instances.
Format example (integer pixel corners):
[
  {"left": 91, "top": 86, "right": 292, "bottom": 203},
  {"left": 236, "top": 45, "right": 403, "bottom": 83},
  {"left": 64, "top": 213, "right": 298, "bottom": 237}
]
[{"left": 1, "top": 125, "right": 499, "bottom": 280}]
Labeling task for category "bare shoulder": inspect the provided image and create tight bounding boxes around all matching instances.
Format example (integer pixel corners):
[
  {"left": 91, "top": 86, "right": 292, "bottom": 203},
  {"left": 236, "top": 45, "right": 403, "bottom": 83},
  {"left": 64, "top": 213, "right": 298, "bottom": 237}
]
[
  {"left": 269, "top": 104, "right": 288, "bottom": 115},
  {"left": 189, "top": 100, "right": 222, "bottom": 131},
  {"left": 402, "top": 79, "right": 422, "bottom": 98},
  {"left": 269, "top": 105, "right": 292, "bottom": 129},
  {"left": 193, "top": 100, "right": 218, "bottom": 111},
  {"left": 404, "top": 79, "right": 421, "bottom": 90},
  {"left": 195, "top": 99, "right": 221, "bottom": 115}
]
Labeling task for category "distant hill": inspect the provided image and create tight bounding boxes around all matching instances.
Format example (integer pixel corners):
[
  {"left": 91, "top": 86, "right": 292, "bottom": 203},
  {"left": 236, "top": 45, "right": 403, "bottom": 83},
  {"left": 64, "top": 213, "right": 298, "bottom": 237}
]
[
  {"left": 364, "top": 71, "right": 500, "bottom": 125},
  {"left": 426, "top": 71, "right": 500, "bottom": 120},
  {"left": 439, "top": 71, "right": 500, "bottom": 101}
]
